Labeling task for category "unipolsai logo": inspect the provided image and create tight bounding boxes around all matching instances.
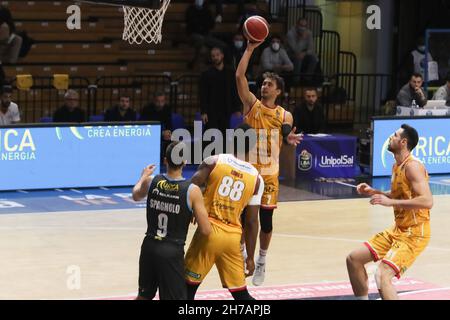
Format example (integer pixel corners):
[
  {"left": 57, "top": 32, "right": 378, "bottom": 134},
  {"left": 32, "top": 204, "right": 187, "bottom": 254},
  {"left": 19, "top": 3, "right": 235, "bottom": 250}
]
[{"left": 298, "top": 149, "right": 312, "bottom": 171}]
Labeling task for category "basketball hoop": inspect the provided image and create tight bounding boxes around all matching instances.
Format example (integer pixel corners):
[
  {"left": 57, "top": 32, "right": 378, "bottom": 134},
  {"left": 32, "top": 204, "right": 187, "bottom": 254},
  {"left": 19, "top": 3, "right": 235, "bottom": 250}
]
[
  {"left": 78, "top": 0, "right": 170, "bottom": 44},
  {"left": 122, "top": 0, "right": 170, "bottom": 44},
  {"left": 122, "top": 0, "right": 170, "bottom": 45}
]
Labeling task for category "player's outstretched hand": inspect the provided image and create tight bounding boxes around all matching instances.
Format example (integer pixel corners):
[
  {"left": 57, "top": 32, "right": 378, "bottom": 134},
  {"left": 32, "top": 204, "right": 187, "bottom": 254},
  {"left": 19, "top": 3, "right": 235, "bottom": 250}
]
[
  {"left": 141, "top": 164, "right": 156, "bottom": 179},
  {"left": 286, "top": 126, "right": 303, "bottom": 146},
  {"left": 356, "top": 183, "right": 375, "bottom": 196},
  {"left": 245, "top": 258, "right": 255, "bottom": 277}
]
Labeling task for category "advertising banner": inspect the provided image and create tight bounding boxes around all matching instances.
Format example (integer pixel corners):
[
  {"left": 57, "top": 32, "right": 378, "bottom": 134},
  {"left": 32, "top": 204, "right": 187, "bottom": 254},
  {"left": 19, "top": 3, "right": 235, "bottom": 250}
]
[
  {"left": 372, "top": 117, "right": 450, "bottom": 176},
  {"left": 296, "top": 134, "right": 357, "bottom": 178},
  {"left": 0, "top": 123, "right": 161, "bottom": 190}
]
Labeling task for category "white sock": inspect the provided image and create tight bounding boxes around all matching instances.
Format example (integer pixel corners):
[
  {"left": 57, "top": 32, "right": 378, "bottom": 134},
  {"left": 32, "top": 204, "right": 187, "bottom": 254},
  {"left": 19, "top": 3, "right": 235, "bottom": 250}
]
[
  {"left": 258, "top": 249, "right": 267, "bottom": 264},
  {"left": 355, "top": 295, "right": 369, "bottom": 300}
]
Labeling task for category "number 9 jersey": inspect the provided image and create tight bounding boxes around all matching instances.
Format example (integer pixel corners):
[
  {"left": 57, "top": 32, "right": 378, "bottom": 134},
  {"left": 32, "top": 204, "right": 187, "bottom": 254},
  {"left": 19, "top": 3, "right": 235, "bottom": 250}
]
[{"left": 203, "top": 154, "right": 262, "bottom": 233}]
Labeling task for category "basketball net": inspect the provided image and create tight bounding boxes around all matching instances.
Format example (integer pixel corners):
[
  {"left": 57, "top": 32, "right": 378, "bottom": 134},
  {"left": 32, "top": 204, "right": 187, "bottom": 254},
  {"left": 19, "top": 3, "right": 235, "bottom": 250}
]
[{"left": 122, "top": 0, "right": 170, "bottom": 44}]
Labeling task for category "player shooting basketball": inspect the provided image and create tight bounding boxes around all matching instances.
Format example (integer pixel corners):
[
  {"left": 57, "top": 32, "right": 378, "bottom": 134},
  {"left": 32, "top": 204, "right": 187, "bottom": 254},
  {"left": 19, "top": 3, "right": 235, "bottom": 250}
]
[{"left": 236, "top": 37, "right": 303, "bottom": 286}]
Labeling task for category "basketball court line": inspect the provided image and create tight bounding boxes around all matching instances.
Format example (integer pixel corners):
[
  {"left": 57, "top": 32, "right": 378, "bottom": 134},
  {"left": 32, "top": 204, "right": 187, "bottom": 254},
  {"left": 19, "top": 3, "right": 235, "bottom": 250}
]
[{"left": 79, "top": 278, "right": 440, "bottom": 300}]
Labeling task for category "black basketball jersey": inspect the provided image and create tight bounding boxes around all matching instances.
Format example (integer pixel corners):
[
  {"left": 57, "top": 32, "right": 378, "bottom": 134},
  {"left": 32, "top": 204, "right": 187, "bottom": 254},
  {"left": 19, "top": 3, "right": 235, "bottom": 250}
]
[{"left": 146, "top": 174, "right": 193, "bottom": 245}]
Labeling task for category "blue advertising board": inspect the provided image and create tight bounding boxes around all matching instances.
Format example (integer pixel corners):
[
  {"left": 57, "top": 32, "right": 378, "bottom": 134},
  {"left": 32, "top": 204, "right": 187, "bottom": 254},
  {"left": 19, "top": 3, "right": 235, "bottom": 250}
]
[
  {"left": 296, "top": 134, "right": 357, "bottom": 178},
  {"left": 372, "top": 117, "right": 450, "bottom": 176},
  {"left": 0, "top": 123, "right": 161, "bottom": 190}
]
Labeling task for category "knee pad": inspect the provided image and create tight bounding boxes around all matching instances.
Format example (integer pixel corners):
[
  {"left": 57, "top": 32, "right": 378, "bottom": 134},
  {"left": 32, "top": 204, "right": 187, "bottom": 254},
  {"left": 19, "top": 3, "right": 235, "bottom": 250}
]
[{"left": 259, "top": 208, "right": 274, "bottom": 234}]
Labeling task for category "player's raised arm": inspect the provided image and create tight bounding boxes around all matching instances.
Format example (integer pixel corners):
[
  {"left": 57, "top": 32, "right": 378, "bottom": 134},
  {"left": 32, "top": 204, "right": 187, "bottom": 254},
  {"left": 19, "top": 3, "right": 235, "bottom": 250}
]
[
  {"left": 235, "top": 41, "right": 262, "bottom": 114},
  {"left": 132, "top": 164, "right": 156, "bottom": 201},
  {"left": 189, "top": 185, "right": 212, "bottom": 236}
]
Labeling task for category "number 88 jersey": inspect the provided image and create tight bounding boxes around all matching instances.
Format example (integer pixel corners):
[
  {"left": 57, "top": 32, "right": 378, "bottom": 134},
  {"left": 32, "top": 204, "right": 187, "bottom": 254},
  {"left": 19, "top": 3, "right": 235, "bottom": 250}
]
[{"left": 203, "top": 154, "right": 260, "bottom": 233}]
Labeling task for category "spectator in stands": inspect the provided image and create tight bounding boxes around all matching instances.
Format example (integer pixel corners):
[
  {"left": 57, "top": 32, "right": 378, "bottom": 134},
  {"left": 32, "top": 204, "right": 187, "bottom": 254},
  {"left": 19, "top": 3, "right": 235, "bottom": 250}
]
[
  {"left": 104, "top": 95, "right": 137, "bottom": 122},
  {"left": 286, "top": 17, "right": 318, "bottom": 85},
  {"left": 293, "top": 88, "right": 326, "bottom": 134},
  {"left": 433, "top": 71, "right": 450, "bottom": 105},
  {"left": 140, "top": 92, "right": 172, "bottom": 159},
  {"left": 260, "top": 35, "right": 294, "bottom": 79},
  {"left": 53, "top": 89, "right": 85, "bottom": 123},
  {"left": 230, "top": 33, "right": 245, "bottom": 68},
  {"left": 407, "top": 36, "right": 434, "bottom": 79},
  {"left": 237, "top": 2, "right": 262, "bottom": 33},
  {"left": 213, "top": 0, "right": 244, "bottom": 24},
  {"left": 200, "top": 46, "right": 241, "bottom": 136},
  {"left": 396, "top": 73, "right": 428, "bottom": 108},
  {"left": 229, "top": 33, "right": 257, "bottom": 79},
  {"left": 185, "top": 0, "right": 227, "bottom": 69},
  {"left": 0, "top": 6, "right": 23, "bottom": 86},
  {"left": 0, "top": 85, "right": 20, "bottom": 125}
]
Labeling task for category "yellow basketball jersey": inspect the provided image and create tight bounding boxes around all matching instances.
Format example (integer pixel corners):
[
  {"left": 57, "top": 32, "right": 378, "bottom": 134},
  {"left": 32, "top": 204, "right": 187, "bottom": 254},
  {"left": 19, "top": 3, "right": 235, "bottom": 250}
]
[
  {"left": 391, "top": 155, "right": 430, "bottom": 229},
  {"left": 203, "top": 154, "right": 259, "bottom": 233},
  {"left": 244, "top": 99, "right": 286, "bottom": 174}
]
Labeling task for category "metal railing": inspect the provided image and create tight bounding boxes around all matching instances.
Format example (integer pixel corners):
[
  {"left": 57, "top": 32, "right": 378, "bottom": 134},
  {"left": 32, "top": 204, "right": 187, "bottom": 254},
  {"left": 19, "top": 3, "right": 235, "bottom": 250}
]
[
  {"left": 92, "top": 75, "right": 172, "bottom": 115},
  {"left": 326, "top": 73, "right": 395, "bottom": 126},
  {"left": 10, "top": 77, "right": 91, "bottom": 123},
  {"left": 10, "top": 73, "right": 395, "bottom": 128}
]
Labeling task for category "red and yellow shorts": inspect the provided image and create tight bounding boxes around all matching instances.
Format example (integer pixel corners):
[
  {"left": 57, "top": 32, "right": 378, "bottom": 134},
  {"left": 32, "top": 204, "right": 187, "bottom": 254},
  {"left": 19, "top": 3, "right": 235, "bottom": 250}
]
[
  {"left": 185, "top": 223, "right": 247, "bottom": 291},
  {"left": 364, "top": 222, "right": 430, "bottom": 278}
]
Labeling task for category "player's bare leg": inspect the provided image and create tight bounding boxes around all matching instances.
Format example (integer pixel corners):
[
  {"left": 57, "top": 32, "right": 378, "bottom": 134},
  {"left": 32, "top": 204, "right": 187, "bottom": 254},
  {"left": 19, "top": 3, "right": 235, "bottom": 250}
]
[
  {"left": 375, "top": 263, "right": 398, "bottom": 300},
  {"left": 346, "top": 245, "right": 374, "bottom": 299}
]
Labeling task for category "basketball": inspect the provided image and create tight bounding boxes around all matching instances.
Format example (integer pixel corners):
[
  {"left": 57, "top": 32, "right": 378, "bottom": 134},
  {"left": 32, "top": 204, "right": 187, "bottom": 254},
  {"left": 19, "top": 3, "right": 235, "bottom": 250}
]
[{"left": 243, "top": 15, "right": 270, "bottom": 43}]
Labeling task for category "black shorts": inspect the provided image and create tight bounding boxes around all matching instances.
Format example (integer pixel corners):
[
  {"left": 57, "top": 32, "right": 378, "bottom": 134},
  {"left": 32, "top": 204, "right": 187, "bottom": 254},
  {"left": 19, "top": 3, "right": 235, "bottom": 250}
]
[{"left": 138, "top": 236, "right": 186, "bottom": 300}]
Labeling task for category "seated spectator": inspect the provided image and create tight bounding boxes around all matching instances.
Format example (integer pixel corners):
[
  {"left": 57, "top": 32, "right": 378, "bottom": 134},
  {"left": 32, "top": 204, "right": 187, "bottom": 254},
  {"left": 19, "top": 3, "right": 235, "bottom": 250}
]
[
  {"left": 200, "top": 47, "right": 241, "bottom": 136},
  {"left": 185, "top": 0, "right": 227, "bottom": 69},
  {"left": 322, "top": 79, "right": 348, "bottom": 106},
  {"left": 0, "top": 85, "right": 20, "bottom": 125},
  {"left": 432, "top": 71, "right": 450, "bottom": 105},
  {"left": 214, "top": 0, "right": 244, "bottom": 24},
  {"left": 286, "top": 17, "right": 319, "bottom": 85},
  {"left": 229, "top": 33, "right": 256, "bottom": 79},
  {"left": 53, "top": 89, "right": 85, "bottom": 123},
  {"left": 396, "top": 73, "right": 428, "bottom": 108},
  {"left": 237, "top": 2, "right": 261, "bottom": 33},
  {"left": 260, "top": 35, "right": 294, "bottom": 87},
  {"left": 293, "top": 88, "right": 326, "bottom": 134},
  {"left": 140, "top": 92, "right": 172, "bottom": 155},
  {"left": 104, "top": 95, "right": 137, "bottom": 122},
  {"left": 0, "top": 6, "right": 23, "bottom": 87},
  {"left": 399, "top": 36, "right": 438, "bottom": 86},
  {"left": 408, "top": 36, "right": 434, "bottom": 79}
]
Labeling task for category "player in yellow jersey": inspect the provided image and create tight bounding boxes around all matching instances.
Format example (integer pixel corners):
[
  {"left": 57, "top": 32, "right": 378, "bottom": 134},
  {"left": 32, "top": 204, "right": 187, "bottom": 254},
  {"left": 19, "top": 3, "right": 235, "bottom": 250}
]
[
  {"left": 235, "top": 40, "right": 303, "bottom": 286},
  {"left": 346, "top": 124, "right": 433, "bottom": 300},
  {"left": 185, "top": 123, "right": 264, "bottom": 300}
]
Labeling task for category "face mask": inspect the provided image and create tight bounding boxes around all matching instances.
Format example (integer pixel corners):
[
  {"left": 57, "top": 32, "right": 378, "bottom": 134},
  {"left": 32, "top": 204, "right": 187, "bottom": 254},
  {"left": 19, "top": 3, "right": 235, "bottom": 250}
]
[
  {"left": 417, "top": 45, "right": 425, "bottom": 52},
  {"left": 234, "top": 40, "right": 243, "bottom": 49},
  {"left": 271, "top": 43, "right": 280, "bottom": 52},
  {"left": 297, "top": 27, "right": 306, "bottom": 33},
  {"left": 195, "top": 0, "right": 204, "bottom": 7}
]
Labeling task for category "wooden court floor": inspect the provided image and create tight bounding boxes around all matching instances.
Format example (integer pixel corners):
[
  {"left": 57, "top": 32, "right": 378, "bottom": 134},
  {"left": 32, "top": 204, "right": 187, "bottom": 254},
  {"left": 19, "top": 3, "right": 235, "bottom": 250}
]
[{"left": 1, "top": 195, "right": 449, "bottom": 300}]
